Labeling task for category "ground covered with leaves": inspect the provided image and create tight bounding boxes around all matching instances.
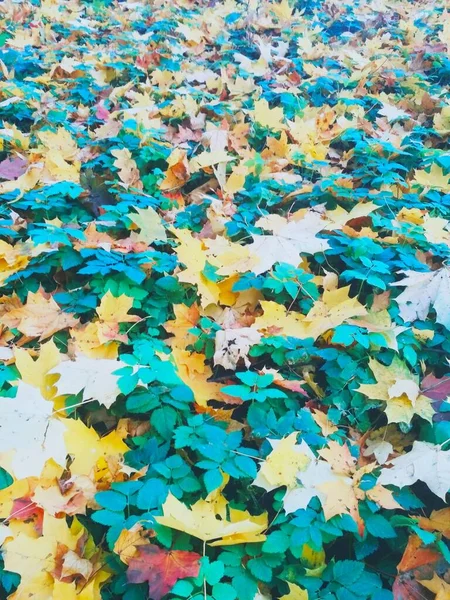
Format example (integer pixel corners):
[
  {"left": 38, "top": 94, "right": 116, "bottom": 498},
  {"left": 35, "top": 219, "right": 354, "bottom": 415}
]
[{"left": 0, "top": 0, "right": 450, "bottom": 599}]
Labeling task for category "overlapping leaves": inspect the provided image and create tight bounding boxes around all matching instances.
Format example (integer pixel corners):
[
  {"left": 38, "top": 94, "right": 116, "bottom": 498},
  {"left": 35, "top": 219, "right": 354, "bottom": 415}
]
[{"left": 0, "top": 0, "right": 450, "bottom": 599}]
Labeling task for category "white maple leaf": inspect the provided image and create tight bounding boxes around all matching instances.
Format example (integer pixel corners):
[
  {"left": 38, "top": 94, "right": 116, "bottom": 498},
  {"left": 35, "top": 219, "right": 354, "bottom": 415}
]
[
  {"left": 213, "top": 327, "right": 261, "bottom": 370},
  {"left": 363, "top": 440, "right": 393, "bottom": 465},
  {"left": 283, "top": 458, "right": 340, "bottom": 514},
  {"left": 378, "top": 441, "right": 450, "bottom": 499},
  {"left": 378, "top": 103, "right": 410, "bottom": 122},
  {"left": 391, "top": 267, "right": 450, "bottom": 330},
  {"left": 50, "top": 355, "right": 126, "bottom": 408},
  {"left": 0, "top": 383, "right": 66, "bottom": 478},
  {"left": 248, "top": 209, "right": 329, "bottom": 275}
]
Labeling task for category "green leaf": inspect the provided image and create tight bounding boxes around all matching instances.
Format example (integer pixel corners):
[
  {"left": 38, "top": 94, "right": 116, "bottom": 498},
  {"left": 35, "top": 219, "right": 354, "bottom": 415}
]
[
  {"left": 96, "top": 490, "right": 127, "bottom": 512},
  {"left": 0, "top": 467, "right": 13, "bottom": 490},
  {"left": 151, "top": 406, "right": 177, "bottom": 439},
  {"left": 262, "top": 530, "right": 290, "bottom": 553},
  {"left": 365, "top": 515, "right": 396, "bottom": 539},
  {"left": 204, "top": 469, "right": 223, "bottom": 494},
  {"left": 333, "top": 561, "right": 364, "bottom": 586},
  {"left": 247, "top": 558, "right": 272, "bottom": 582},
  {"left": 212, "top": 582, "right": 237, "bottom": 600}
]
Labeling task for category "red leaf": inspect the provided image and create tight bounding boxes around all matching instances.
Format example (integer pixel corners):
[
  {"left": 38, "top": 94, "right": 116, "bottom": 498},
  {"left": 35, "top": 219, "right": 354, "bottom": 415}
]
[
  {"left": 421, "top": 374, "right": 450, "bottom": 401},
  {"left": 421, "top": 374, "right": 450, "bottom": 422},
  {"left": 10, "top": 497, "right": 44, "bottom": 535},
  {"left": 127, "top": 545, "right": 201, "bottom": 600},
  {"left": 393, "top": 575, "right": 433, "bottom": 600},
  {"left": 0, "top": 157, "right": 28, "bottom": 180}
]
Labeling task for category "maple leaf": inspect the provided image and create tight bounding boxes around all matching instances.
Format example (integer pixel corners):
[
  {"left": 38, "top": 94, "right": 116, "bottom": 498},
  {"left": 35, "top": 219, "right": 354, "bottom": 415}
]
[
  {"left": 379, "top": 441, "right": 450, "bottom": 499},
  {"left": 96, "top": 290, "right": 139, "bottom": 342},
  {"left": 111, "top": 148, "right": 142, "bottom": 189},
  {"left": 252, "top": 301, "right": 307, "bottom": 338},
  {"left": 393, "top": 535, "right": 442, "bottom": 600},
  {"left": 37, "top": 128, "right": 78, "bottom": 161},
  {"left": 253, "top": 287, "right": 366, "bottom": 341},
  {"left": 159, "top": 148, "right": 190, "bottom": 190},
  {"left": 253, "top": 433, "right": 312, "bottom": 492},
  {"left": 1, "top": 289, "right": 79, "bottom": 340},
  {"left": 128, "top": 206, "right": 167, "bottom": 244},
  {"left": 32, "top": 474, "right": 96, "bottom": 517},
  {"left": 50, "top": 355, "right": 126, "bottom": 408},
  {"left": 213, "top": 327, "right": 261, "bottom": 370},
  {"left": 3, "top": 513, "right": 106, "bottom": 600},
  {"left": 69, "top": 291, "right": 138, "bottom": 358},
  {"left": 357, "top": 356, "right": 434, "bottom": 424},
  {"left": 0, "top": 382, "right": 66, "bottom": 478},
  {"left": 417, "top": 507, "right": 450, "bottom": 539},
  {"left": 155, "top": 492, "right": 267, "bottom": 545},
  {"left": 113, "top": 524, "right": 153, "bottom": 564},
  {"left": 303, "top": 285, "right": 367, "bottom": 339},
  {"left": 14, "top": 339, "right": 61, "bottom": 397},
  {"left": 391, "top": 267, "right": 450, "bottom": 330},
  {"left": 62, "top": 417, "right": 129, "bottom": 478},
  {"left": 253, "top": 99, "right": 286, "bottom": 130},
  {"left": 0, "top": 241, "right": 49, "bottom": 286},
  {"left": 173, "top": 228, "right": 221, "bottom": 308},
  {"left": 171, "top": 347, "right": 225, "bottom": 407},
  {"left": 413, "top": 163, "right": 450, "bottom": 191},
  {"left": 247, "top": 209, "right": 329, "bottom": 275},
  {"left": 127, "top": 545, "right": 200, "bottom": 600}
]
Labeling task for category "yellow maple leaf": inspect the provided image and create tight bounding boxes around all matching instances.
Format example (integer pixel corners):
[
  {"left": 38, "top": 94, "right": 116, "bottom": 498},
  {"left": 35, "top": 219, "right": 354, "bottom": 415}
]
[
  {"left": 252, "top": 301, "right": 307, "bottom": 338},
  {"left": 164, "top": 303, "right": 200, "bottom": 349},
  {"left": 253, "top": 99, "right": 286, "bottom": 131},
  {"left": 255, "top": 433, "right": 311, "bottom": 490},
  {"left": 63, "top": 417, "right": 129, "bottom": 477},
  {"left": 128, "top": 206, "right": 167, "bottom": 245},
  {"left": 113, "top": 524, "right": 152, "bottom": 564},
  {"left": 14, "top": 339, "right": 61, "bottom": 398},
  {"left": 1, "top": 289, "right": 79, "bottom": 340},
  {"left": 70, "top": 291, "right": 138, "bottom": 357},
  {"left": 96, "top": 290, "right": 139, "bottom": 343},
  {"left": 0, "top": 479, "right": 30, "bottom": 519},
  {"left": 173, "top": 228, "right": 221, "bottom": 308},
  {"left": 304, "top": 286, "right": 367, "bottom": 339},
  {"left": 37, "top": 128, "right": 78, "bottom": 161},
  {"left": 70, "top": 322, "right": 119, "bottom": 359},
  {"left": 357, "top": 356, "right": 434, "bottom": 424},
  {"left": 155, "top": 492, "right": 267, "bottom": 546},
  {"left": 413, "top": 163, "right": 450, "bottom": 191},
  {"left": 205, "top": 236, "right": 259, "bottom": 277},
  {"left": 52, "top": 570, "right": 111, "bottom": 600},
  {"left": 171, "top": 347, "right": 224, "bottom": 407},
  {"left": 0, "top": 240, "right": 47, "bottom": 285},
  {"left": 317, "top": 478, "right": 359, "bottom": 523}
]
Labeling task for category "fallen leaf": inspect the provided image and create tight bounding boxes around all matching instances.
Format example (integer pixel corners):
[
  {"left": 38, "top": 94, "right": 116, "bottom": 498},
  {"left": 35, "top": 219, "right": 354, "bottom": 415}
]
[
  {"left": 155, "top": 492, "right": 267, "bottom": 545},
  {"left": 391, "top": 267, "right": 450, "bottom": 330},
  {"left": 127, "top": 545, "right": 201, "bottom": 600},
  {"left": 379, "top": 441, "right": 450, "bottom": 499},
  {"left": 1, "top": 289, "right": 79, "bottom": 340},
  {"left": 0, "top": 383, "right": 66, "bottom": 478}
]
